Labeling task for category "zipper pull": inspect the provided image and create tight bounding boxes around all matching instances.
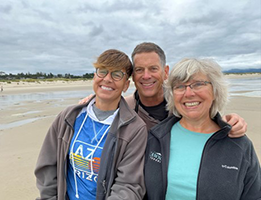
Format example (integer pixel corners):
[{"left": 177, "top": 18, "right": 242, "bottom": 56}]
[{"left": 102, "top": 180, "right": 107, "bottom": 194}]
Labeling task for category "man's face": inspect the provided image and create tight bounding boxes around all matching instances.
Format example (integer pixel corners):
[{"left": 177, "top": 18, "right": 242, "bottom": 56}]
[{"left": 132, "top": 52, "right": 169, "bottom": 102}]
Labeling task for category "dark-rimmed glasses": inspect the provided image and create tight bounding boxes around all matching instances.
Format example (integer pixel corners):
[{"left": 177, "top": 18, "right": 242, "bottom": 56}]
[
  {"left": 173, "top": 81, "right": 212, "bottom": 94},
  {"left": 96, "top": 68, "right": 126, "bottom": 81}
]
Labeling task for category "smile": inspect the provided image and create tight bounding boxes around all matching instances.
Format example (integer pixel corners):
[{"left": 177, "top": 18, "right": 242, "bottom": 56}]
[
  {"left": 184, "top": 102, "right": 200, "bottom": 107},
  {"left": 141, "top": 81, "right": 156, "bottom": 87},
  {"left": 101, "top": 86, "right": 113, "bottom": 91}
]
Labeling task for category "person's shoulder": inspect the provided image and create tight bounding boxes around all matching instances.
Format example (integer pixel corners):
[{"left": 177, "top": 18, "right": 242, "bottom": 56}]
[
  {"left": 228, "top": 135, "right": 259, "bottom": 162},
  {"left": 124, "top": 93, "right": 135, "bottom": 107},
  {"left": 123, "top": 102, "right": 146, "bottom": 128},
  {"left": 57, "top": 104, "right": 84, "bottom": 119},
  {"left": 230, "top": 134, "right": 254, "bottom": 148}
]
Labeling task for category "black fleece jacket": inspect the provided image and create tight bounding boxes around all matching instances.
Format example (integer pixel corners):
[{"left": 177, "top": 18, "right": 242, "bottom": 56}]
[{"left": 144, "top": 113, "right": 261, "bottom": 200}]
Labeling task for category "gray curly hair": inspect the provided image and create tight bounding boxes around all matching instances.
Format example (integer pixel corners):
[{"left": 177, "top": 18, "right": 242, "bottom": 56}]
[{"left": 165, "top": 58, "right": 229, "bottom": 118}]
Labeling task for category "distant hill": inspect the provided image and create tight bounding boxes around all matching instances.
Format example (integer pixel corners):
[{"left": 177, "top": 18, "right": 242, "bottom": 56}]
[{"left": 223, "top": 68, "right": 261, "bottom": 73}]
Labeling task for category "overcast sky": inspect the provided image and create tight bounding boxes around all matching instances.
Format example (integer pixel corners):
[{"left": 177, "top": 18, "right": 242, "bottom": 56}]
[{"left": 0, "top": 0, "right": 260, "bottom": 75}]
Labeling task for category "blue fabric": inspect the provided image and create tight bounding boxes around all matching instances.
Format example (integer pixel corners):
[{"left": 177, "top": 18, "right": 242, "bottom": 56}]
[
  {"left": 166, "top": 122, "right": 213, "bottom": 200},
  {"left": 67, "top": 109, "right": 110, "bottom": 200}
]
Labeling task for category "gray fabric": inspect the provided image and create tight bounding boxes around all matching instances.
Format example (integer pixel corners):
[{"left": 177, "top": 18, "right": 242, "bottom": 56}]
[{"left": 93, "top": 104, "right": 116, "bottom": 121}]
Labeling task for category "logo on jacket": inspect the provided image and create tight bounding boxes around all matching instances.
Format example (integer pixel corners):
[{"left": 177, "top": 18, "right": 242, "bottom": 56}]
[
  {"left": 149, "top": 151, "right": 162, "bottom": 163},
  {"left": 221, "top": 164, "right": 239, "bottom": 171}
]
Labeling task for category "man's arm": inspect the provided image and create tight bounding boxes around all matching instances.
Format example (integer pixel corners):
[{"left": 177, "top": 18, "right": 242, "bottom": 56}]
[
  {"left": 222, "top": 113, "right": 247, "bottom": 138},
  {"left": 78, "top": 94, "right": 94, "bottom": 104}
]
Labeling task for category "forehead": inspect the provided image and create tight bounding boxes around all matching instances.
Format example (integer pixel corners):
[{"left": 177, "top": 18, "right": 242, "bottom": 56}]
[
  {"left": 177, "top": 73, "right": 209, "bottom": 83},
  {"left": 97, "top": 66, "right": 126, "bottom": 72},
  {"left": 190, "top": 73, "right": 208, "bottom": 80},
  {"left": 133, "top": 52, "right": 161, "bottom": 67}
]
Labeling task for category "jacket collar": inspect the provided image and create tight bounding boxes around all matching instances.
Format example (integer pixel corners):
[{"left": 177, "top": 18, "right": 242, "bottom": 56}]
[
  {"left": 64, "top": 102, "right": 88, "bottom": 129},
  {"left": 150, "top": 112, "right": 232, "bottom": 140},
  {"left": 211, "top": 113, "right": 232, "bottom": 139},
  {"left": 108, "top": 97, "right": 136, "bottom": 130},
  {"left": 64, "top": 95, "right": 137, "bottom": 131}
]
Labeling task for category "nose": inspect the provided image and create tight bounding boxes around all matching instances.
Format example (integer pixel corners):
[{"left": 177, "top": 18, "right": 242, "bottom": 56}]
[
  {"left": 102, "top": 72, "right": 113, "bottom": 82},
  {"left": 184, "top": 86, "right": 195, "bottom": 96},
  {"left": 142, "top": 69, "right": 151, "bottom": 79}
]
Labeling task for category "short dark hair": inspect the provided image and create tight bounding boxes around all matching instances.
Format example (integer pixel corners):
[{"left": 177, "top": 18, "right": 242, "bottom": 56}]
[{"left": 131, "top": 42, "right": 166, "bottom": 67}]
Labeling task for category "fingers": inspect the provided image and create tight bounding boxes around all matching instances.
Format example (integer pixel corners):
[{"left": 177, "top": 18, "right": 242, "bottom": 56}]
[
  {"left": 222, "top": 113, "right": 238, "bottom": 126},
  {"left": 78, "top": 99, "right": 87, "bottom": 104},
  {"left": 228, "top": 121, "right": 247, "bottom": 138},
  {"left": 78, "top": 94, "right": 94, "bottom": 105},
  {"left": 224, "top": 113, "right": 247, "bottom": 138}
]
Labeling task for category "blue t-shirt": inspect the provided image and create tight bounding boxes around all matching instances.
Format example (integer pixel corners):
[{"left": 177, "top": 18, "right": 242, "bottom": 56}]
[
  {"left": 67, "top": 99, "right": 118, "bottom": 200},
  {"left": 165, "top": 122, "right": 213, "bottom": 200}
]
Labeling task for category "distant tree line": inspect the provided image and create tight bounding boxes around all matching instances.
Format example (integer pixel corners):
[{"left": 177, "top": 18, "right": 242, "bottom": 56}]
[{"left": 0, "top": 71, "right": 94, "bottom": 80}]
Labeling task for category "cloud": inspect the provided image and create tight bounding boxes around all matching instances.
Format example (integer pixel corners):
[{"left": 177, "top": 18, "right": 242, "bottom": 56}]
[{"left": 0, "top": 0, "right": 260, "bottom": 75}]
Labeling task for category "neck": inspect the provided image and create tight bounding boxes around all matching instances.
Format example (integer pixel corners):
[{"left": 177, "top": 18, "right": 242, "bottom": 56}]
[
  {"left": 95, "top": 97, "right": 120, "bottom": 111},
  {"left": 179, "top": 117, "right": 220, "bottom": 134},
  {"left": 139, "top": 89, "right": 165, "bottom": 107}
]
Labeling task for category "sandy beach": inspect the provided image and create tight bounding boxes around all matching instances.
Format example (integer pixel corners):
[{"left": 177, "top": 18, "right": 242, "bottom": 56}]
[{"left": 0, "top": 75, "right": 260, "bottom": 200}]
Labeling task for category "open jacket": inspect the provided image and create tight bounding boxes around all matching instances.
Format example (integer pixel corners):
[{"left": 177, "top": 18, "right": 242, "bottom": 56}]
[
  {"left": 35, "top": 96, "right": 148, "bottom": 200},
  {"left": 144, "top": 113, "right": 261, "bottom": 200},
  {"left": 125, "top": 91, "right": 170, "bottom": 131}
]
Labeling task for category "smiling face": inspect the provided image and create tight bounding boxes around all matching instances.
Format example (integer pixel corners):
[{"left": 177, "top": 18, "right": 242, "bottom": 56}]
[
  {"left": 132, "top": 52, "right": 169, "bottom": 105},
  {"left": 173, "top": 73, "right": 214, "bottom": 122},
  {"left": 93, "top": 68, "right": 130, "bottom": 110}
]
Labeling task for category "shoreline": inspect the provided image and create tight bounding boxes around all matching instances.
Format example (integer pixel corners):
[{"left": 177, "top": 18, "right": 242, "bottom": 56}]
[
  {"left": 0, "top": 80, "right": 93, "bottom": 95},
  {"left": 0, "top": 74, "right": 260, "bottom": 200},
  {"left": 224, "top": 73, "right": 261, "bottom": 79},
  {"left": 0, "top": 73, "right": 260, "bottom": 95}
]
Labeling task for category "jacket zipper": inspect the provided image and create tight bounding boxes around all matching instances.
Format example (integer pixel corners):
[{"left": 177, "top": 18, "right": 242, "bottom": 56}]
[
  {"left": 102, "top": 180, "right": 107, "bottom": 194},
  {"left": 195, "top": 126, "right": 230, "bottom": 199}
]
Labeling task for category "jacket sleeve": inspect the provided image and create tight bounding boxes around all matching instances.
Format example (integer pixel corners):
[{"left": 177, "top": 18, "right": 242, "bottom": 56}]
[
  {"left": 34, "top": 113, "right": 62, "bottom": 200},
  {"left": 240, "top": 142, "right": 261, "bottom": 200},
  {"left": 108, "top": 125, "right": 148, "bottom": 200}
]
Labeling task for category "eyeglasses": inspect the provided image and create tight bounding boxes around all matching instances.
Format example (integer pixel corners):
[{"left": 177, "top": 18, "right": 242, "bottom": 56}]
[
  {"left": 173, "top": 81, "right": 212, "bottom": 94},
  {"left": 96, "top": 68, "right": 126, "bottom": 81}
]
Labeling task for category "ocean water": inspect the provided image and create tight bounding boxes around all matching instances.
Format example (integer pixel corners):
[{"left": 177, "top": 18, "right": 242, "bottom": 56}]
[{"left": 228, "top": 77, "right": 261, "bottom": 98}]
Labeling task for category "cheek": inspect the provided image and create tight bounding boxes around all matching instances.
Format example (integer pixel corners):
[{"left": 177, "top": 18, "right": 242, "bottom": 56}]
[
  {"left": 93, "top": 74, "right": 99, "bottom": 82},
  {"left": 133, "top": 73, "right": 140, "bottom": 82},
  {"left": 208, "top": 89, "right": 215, "bottom": 101},
  {"left": 92, "top": 76, "right": 101, "bottom": 90},
  {"left": 173, "top": 94, "right": 181, "bottom": 104}
]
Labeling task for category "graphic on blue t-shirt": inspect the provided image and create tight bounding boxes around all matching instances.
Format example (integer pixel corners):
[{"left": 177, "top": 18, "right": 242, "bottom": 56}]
[{"left": 67, "top": 110, "right": 111, "bottom": 200}]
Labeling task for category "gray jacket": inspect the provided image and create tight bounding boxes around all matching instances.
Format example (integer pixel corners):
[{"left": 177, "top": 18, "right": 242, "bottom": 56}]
[
  {"left": 35, "top": 96, "right": 148, "bottom": 200},
  {"left": 144, "top": 113, "right": 261, "bottom": 200}
]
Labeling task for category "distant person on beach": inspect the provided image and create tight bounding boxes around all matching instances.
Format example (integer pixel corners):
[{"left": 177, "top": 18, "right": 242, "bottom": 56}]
[
  {"left": 144, "top": 58, "right": 261, "bottom": 200},
  {"left": 1, "top": 85, "right": 3, "bottom": 92},
  {"left": 80, "top": 42, "right": 248, "bottom": 136},
  {"left": 35, "top": 49, "right": 148, "bottom": 200}
]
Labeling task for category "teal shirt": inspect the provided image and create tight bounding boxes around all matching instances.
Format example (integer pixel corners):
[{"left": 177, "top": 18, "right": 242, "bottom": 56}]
[{"left": 166, "top": 122, "right": 213, "bottom": 200}]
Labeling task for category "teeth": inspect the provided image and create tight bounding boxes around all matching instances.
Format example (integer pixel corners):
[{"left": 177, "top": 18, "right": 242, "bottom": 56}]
[
  {"left": 142, "top": 83, "right": 153, "bottom": 86},
  {"left": 185, "top": 102, "right": 199, "bottom": 107},
  {"left": 101, "top": 86, "right": 113, "bottom": 91}
]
